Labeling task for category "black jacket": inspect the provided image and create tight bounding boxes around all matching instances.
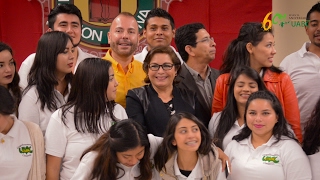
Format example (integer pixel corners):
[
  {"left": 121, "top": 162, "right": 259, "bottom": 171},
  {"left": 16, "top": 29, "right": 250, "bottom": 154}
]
[
  {"left": 176, "top": 64, "right": 219, "bottom": 127},
  {"left": 126, "top": 84, "right": 200, "bottom": 137}
]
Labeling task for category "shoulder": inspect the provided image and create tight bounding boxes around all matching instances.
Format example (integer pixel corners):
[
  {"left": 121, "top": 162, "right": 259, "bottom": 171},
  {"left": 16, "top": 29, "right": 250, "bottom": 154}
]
[
  {"left": 217, "top": 73, "right": 230, "bottom": 83},
  {"left": 128, "top": 86, "right": 147, "bottom": 96},
  {"left": 113, "top": 104, "right": 128, "bottom": 119},
  {"left": 21, "top": 53, "right": 36, "bottom": 66},
  {"left": 209, "top": 112, "right": 222, "bottom": 132},
  {"left": 210, "top": 68, "right": 220, "bottom": 78},
  {"left": 22, "top": 86, "right": 38, "bottom": 98},
  {"left": 21, "top": 120, "right": 43, "bottom": 137},
  {"left": 82, "top": 151, "right": 98, "bottom": 163}
]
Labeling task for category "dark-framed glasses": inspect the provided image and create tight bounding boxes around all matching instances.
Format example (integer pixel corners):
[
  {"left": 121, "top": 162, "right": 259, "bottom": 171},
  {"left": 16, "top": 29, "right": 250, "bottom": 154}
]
[
  {"left": 196, "top": 37, "right": 214, "bottom": 44},
  {"left": 149, "top": 63, "right": 175, "bottom": 71}
]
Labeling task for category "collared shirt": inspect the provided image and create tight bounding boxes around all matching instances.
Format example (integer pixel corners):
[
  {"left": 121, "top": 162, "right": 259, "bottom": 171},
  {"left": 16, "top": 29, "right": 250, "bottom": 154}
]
[
  {"left": 308, "top": 150, "right": 320, "bottom": 180},
  {"left": 71, "top": 134, "right": 162, "bottom": 180},
  {"left": 45, "top": 104, "right": 128, "bottom": 180},
  {"left": 0, "top": 116, "right": 32, "bottom": 180},
  {"left": 18, "top": 85, "right": 70, "bottom": 135},
  {"left": 173, "top": 154, "right": 203, "bottom": 180},
  {"left": 18, "top": 47, "right": 95, "bottom": 89},
  {"left": 280, "top": 42, "right": 320, "bottom": 134},
  {"left": 185, "top": 64, "right": 213, "bottom": 108},
  {"left": 208, "top": 112, "right": 244, "bottom": 150},
  {"left": 134, "top": 46, "right": 184, "bottom": 64},
  {"left": 225, "top": 135, "right": 312, "bottom": 180},
  {"left": 102, "top": 49, "right": 145, "bottom": 107}
]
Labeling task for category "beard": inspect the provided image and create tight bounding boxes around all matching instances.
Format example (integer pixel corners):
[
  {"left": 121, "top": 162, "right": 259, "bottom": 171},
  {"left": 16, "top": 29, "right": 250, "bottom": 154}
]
[{"left": 110, "top": 40, "right": 137, "bottom": 57}]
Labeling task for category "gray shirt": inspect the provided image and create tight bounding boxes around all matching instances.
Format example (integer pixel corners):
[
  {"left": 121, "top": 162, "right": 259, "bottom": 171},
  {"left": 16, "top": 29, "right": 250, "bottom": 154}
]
[{"left": 184, "top": 64, "right": 213, "bottom": 108}]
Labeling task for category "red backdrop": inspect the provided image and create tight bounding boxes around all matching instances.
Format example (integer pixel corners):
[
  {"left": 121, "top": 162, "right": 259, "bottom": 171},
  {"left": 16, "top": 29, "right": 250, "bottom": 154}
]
[{"left": 0, "top": 0, "right": 271, "bottom": 69}]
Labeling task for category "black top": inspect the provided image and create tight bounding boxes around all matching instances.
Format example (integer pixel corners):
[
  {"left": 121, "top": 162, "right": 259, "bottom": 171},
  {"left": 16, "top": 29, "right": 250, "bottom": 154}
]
[{"left": 126, "top": 84, "right": 199, "bottom": 137}]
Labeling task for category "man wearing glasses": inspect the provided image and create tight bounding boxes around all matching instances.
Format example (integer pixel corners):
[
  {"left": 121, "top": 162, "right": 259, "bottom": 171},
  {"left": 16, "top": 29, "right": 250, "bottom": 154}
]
[{"left": 175, "top": 23, "right": 219, "bottom": 127}]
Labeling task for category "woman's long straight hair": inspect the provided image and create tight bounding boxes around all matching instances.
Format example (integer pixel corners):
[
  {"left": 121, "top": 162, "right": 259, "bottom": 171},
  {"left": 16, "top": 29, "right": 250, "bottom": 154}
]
[
  {"left": 24, "top": 31, "right": 73, "bottom": 111},
  {"left": 81, "top": 119, "right": 152, "bottom": 180},
  {"left": 61, "top": 58, "right": 118, "bottom": 134}
]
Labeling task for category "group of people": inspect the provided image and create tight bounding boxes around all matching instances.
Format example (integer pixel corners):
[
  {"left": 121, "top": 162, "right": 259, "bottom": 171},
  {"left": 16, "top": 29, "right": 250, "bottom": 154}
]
[{"left": 0, "top": 1, "right": 320, "bottom": 180}]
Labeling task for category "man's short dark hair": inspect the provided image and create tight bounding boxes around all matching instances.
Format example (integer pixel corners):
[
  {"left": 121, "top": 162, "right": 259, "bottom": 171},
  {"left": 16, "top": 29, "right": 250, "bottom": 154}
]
[
  {"left": 144, "top": 8, "right": 175, "bottom": 29},
  {"left": 307, "top": 2, "right": 320, "bottom": 21},
  {"left": 175, "top": 23, "right": 205, "bottom": 62},
  {"left": 48, "top": 4, "right": 83, "bottom": 29}
]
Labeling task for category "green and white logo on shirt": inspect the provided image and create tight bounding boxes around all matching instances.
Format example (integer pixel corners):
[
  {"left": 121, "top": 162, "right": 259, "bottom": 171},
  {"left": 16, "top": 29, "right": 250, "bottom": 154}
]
[
  {"left": 18, "top": 144, "right": 33, "bottom": 157},
  {"left": 262, "top": 154, "right": 280, "bottom": 164}
]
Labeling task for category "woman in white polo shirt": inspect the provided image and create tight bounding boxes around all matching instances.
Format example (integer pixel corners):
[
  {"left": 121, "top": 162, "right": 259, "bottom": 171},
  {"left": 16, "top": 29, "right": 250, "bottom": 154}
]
[
  {"left": 154, "top": 112, "right": 226, "bottom": 180},
  {"left": 45, "top": 58, "right": 127, "bottom": 180},
  {"left": 208, "top": 66, "right": 267, "bottom": 150},
  {"left": 225, "top": 90, "right": 311, "bottom": 180},
  {"left": 0, "top": 86, "right": 45, "bottom": 180},
  {"left": 71, "top": 119, "right": 162, "bottom": 180},
  {"left": 303, "top": 97, "right": 320, "bottom": 180},
  {"left": 19, "top": 31, "right": 74, "bottom": 135}
]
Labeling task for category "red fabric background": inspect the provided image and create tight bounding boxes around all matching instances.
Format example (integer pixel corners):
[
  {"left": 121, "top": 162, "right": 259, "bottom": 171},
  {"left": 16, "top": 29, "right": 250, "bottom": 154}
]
[{"left": 0, "top": 0, "right": 271, "bottom": 69}]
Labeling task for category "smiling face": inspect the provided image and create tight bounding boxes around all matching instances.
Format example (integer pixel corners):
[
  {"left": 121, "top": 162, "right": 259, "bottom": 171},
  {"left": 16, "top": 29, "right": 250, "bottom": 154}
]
[
  {"left": 147, "top": 53, "right": 177, "bottom": 90},
  {"left": 116, "top": 145, "right": 145, "bottom": 167},
  {"left": 50, "top": 13, "right": 82, "bottom": 46},
  {"left": 143, "top": 17, "right": 175, "bottom": 50},
  {"left": 106, "top": 67, "right": 118, "bottom": 101},
  {"left": 0, "top": 50, "right": 15, "bottom": 88},
  {"left": 234, "top": 74, "right": 259, "bottom": 106},
  {"left": 248, "top": 33, "right": 276, "bottom": 72},
  {"left": 306, "top": 11, "right": 320, "bottom": 48},
  {"left": 56, "top": 40, "right": 74, "bottom": 76},
  {"left": 108, "top": 14, "right": 139, "bottom": 58},
  {"left": 172, "top": 118, "right": 201, "bottom": 153},
  {"left": 246, "top": 99, "right": 278, "bottom": 140}
]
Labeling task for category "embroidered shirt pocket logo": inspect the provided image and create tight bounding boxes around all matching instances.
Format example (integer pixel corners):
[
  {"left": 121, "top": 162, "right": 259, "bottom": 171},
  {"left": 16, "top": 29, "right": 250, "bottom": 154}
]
[{"left": 18, "top": 144, "right": 33, "bottom": 157}]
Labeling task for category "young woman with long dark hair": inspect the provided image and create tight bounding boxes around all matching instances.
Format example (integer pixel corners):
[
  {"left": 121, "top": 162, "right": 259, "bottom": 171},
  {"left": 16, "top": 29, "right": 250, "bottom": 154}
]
[
  {"left": 19, "top": 31, "right": 74, "bottom": 135},
  {"left": 0, "top": 42, "right": 21, "bottom": 114},
  {"left": 212, "top": 22, "right": 302, "bottom": 142},
  {"left": 45, "top": 58, "right": 127, "bottom": 180},
  {"left": 154, "top": 112, "right": 226, "bottom": 180},
  {"left": 225, "top": 91, "right": 311, "bottom": 180},
  {"left": 209, "top": 66, "right": 267, "bottom": 150},
  {"left": 72, "top": 119, "right": 162, "bottom": 180}
]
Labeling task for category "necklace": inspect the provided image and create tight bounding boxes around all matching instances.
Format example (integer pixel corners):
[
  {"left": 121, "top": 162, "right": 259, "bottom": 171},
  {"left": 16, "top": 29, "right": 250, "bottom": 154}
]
[{"left": 1, "top": 138, "right": 5, "bottom": 144}]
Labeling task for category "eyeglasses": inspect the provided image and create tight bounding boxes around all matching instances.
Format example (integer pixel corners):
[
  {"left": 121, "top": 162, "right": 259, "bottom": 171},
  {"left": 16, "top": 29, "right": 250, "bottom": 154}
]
[
  {"left": 148, "top": 63, "right": 175, "bottom": 71},
  {"left": 195, "top": 37, "right": 214, "bottom": 44}
]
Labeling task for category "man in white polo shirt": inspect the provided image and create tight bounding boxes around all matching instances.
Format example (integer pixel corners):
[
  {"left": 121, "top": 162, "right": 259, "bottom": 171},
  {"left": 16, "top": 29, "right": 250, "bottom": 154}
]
[
  {"left": 134, "top": 8, "right": 183, "bottom": 63},
  {"left": 18, "top": 4, "right": 95, "bottom": 89},
  {"left": 280, "top": 2, "right": 320, "bottom": 134}
]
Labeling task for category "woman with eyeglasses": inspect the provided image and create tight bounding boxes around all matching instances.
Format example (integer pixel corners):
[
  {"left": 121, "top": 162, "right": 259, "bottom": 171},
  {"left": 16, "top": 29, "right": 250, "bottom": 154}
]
[{"left": 126, "top": 46, "right": 201, "bottom": 137}]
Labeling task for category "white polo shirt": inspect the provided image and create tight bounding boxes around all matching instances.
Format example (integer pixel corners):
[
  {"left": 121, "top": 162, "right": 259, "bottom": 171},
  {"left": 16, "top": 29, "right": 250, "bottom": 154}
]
[
  {"left": 45, "top": 104, "right": 127, "bottom": 180},
  {"left": 18, "top": 47, "right": 95, "bottom": 89},
  {"left": 173, "top": 153, "right": 226, "bottom": 180},
  {"left": 0, "top": 116, "right": 32, "bottom": 180},
  {"left": 71, "top": 134, "right": 162, "bottom": 180},
  {"left": 134, "top": 46, "right": 184, "bottom": 64},
  {"left": 280, "top": 42, "right": 320, "bottom": 134},
  {"left": 18, "top": 85, "right": 69, "bottom": 135},
  {"left": 308, "top": 150, "right": 320, "bottom": 180},
  {"left": 208, "top": 112, "right": 244, "bottom": 150},
  {"left": 224, "top": 135, "right": 312, "bottom": 180}
]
